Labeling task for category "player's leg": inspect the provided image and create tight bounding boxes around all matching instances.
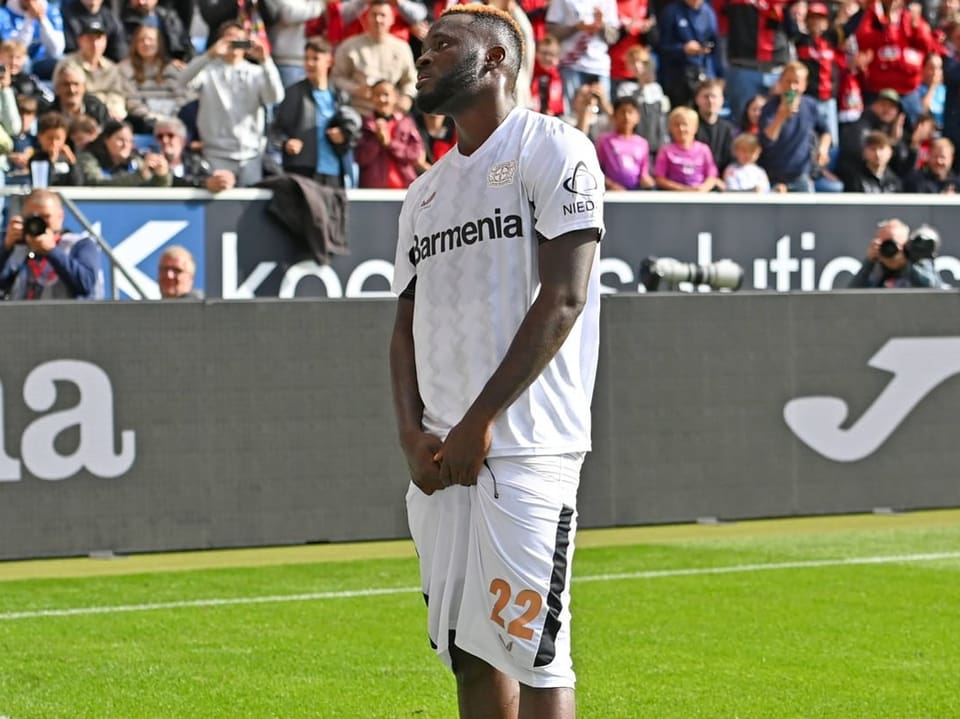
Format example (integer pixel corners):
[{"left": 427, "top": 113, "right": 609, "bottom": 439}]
[
  {"left": 455, "top": 454, "right": 583, "bottom": 718},
  {"left": 518, "top": 686, "right": 576, "bottom": 719},
  {"left": 450, "top": 644, "right": 519, "bottom": 719}
]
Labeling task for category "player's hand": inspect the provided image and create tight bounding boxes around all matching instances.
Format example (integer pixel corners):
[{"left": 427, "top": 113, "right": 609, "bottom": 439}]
[
  {"left": 437, "top": 416, "right": 493, "bottom": 488},
  {"left": 401, "top": 430, "right": 444, "bottom": 495}
]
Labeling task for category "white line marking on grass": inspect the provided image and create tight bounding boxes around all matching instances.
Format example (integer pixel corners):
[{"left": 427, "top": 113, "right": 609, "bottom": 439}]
[
  {"left": 2, "top": 551, "right": 958, "bottom": 621},
  {"left": 574, "top": 551, "right": 960, "bottom": 583}
]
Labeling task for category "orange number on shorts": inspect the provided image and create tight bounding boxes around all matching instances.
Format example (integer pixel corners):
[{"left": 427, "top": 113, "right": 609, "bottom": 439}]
[
  {"left": 488, "top": 580, "right": 544, "bottom": 640},
  {"left": 489, "top": 578, "right": 510, "bottom": 629}
]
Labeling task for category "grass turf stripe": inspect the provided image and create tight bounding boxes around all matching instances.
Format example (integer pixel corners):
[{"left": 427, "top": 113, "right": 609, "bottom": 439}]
[{"left": 2, "top": 550, "right": 958, "bottom": 622}]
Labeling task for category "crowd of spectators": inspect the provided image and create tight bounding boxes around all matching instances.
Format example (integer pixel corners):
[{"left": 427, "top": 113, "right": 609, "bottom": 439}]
[{"left": 0, "top": 0, "right": 958, "bottom": 194}]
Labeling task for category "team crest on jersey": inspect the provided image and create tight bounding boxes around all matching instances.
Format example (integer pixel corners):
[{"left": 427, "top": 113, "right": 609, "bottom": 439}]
[{"left": 488, "top": 160, "right": 518, "bottom": 187}]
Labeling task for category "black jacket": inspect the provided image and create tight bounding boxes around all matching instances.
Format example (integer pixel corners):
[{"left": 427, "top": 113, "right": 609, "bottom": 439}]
[
  {"left": 170, "top": 149, "right": 214, "bottom": 188},
  {"left": 842, "top": 162, "right": 903, "bottom": 193},
  {"left": 61, "top": 0, "right": 129, "bottom": 62},
  {"left": 256, "top": 173, "right": 349, "bottom": 265},
  {"left": 270, "top": 81, "right": 361, "bottom": 186},
  {"left": 122, "top": 5, "right": 194, "bottom": 62},
  {"left": 41, "top": 94, "right": 111, "bottom": 128},
  {"left": 904, "top": 168, "right": 959, "bottom": 193}
]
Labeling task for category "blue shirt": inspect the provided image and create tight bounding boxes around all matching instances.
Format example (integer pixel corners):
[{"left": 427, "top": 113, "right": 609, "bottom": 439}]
[
  {"left": 919, "top": 83, "right": 945, "bottom": 127},
  {"left": 658, "top": 0, "right": 723, "bottom": 83},
  {"left": 312, "top": 88, "right": 340, "bottom": 177},
  {"left": 0, "top": 5, "right": 64, "bottom": 62},
  {"left": 759, "top": 95, "right": 826, "bottom": 184}
]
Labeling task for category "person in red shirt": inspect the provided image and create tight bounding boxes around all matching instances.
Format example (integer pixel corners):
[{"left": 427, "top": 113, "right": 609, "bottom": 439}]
[
  {"left": 608, "top": 0, "right": 656, "bottom": 98},
  {"left": 530, "top": 34, "right": 565, "bottom": 115},
  {"left": 794, "top": 2, "right": 851, "bottom": 145},
  {"left": 855, "top": 0, "right": 941, "bottom": 123},
  {"left": 355, "top": 78, "right": 423, "bottom": 188}
]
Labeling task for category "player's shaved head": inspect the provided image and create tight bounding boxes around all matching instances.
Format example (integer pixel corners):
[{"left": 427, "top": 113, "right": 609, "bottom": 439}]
[{"left": 440, "top": 4, "right": 524, "bottom": 83}]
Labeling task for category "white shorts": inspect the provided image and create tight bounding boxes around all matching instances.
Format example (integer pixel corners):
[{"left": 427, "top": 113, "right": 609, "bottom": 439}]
[{"left": 406, "top": 453, "right": 583, "bottom": 689}]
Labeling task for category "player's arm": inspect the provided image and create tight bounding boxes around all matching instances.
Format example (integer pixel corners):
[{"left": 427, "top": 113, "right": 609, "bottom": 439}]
[
  {"left": 389, "top": 288, "right": 444, "bottom": 495},
  {"left": 437, "top": 228, "right": 599, "bottom": 488}
]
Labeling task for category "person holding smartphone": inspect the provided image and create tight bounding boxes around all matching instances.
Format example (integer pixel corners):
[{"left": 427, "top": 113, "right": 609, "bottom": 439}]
[
  {"left": 177, "top": 19, "right": 284, "bottom": 186},
  {"left": 759, "top": 61, "right": 832, "bottom": 192}
]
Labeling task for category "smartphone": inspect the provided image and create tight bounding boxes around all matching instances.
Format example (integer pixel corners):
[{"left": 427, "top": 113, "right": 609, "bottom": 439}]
[{"left": 230, "top": 39, "right": 252, "bottom": 50}]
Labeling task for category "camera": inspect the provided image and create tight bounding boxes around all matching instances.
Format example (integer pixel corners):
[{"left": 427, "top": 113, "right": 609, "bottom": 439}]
[
  {"left": 23, "top": 214, "right": 47, "bottom": 237},
  {"left": 879, "top": 238, "right": 900, "bottom": 258},
  {"left": 905, "top": 224, "right": 940, "bottom": 262},
  {"left": 639, "top": 256, "right": 744, "bottom": 292},
  {"left": 879, "top": 224, "right": 940, "bottom": 262}
]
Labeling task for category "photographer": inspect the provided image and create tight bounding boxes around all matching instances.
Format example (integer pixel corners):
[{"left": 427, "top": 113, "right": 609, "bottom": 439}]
[
  {"left": 0, "top": 188, "right": 102, "bottom": 300},
  {"left": 848, "top": 218, "right": 945, "bottom": 289}
]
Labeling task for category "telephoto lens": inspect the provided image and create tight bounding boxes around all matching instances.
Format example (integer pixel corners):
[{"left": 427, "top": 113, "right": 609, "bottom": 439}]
[
  {"left": 879, "top": 238, "right": 900, "bottom": 258},
  {"left": 23, "top": 215, "right": 48, "bottom": 237}
]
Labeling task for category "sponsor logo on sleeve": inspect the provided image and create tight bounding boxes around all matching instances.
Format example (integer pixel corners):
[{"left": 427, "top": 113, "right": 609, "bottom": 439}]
[
  {"left": 561, "top": 161, "right": 600, "bottom": 216},
  {"left": 562, "top": 161, "right": 599, "bottom": 197}
]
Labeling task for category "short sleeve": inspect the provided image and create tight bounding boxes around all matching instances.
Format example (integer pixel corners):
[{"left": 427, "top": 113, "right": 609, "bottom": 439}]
[
  {"left": 391, "top": 197, "right": 417, "bottom": 295},
  {"left": 520, "top": 121, "right": 605, "bottom": 242}
]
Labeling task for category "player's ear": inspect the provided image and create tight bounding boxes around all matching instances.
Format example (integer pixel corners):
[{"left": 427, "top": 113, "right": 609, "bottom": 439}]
[{"left": 485, "top": 45, "right": 506, "bottom": 70}]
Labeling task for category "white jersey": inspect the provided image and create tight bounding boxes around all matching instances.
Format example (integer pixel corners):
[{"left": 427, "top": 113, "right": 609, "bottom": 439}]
[
  {"left": 546, "top": 0, "right": 619, "bottom": 76},
  {"left": 392, "top": 108, "right": 604, "bottom": 457}
]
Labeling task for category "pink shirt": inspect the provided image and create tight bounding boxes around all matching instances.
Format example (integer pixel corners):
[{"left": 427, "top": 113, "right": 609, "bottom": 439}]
[
  {"left": 653, "top": 141, "right": 717, "bottom": 187},
  {"left": 596, "top": 132, "right": 650, "bottom": 189}
]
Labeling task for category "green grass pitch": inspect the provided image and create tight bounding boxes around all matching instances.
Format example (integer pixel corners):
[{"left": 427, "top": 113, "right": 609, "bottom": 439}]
[{"left": 0, "top": 509, "right": 958, "bottom": 718}]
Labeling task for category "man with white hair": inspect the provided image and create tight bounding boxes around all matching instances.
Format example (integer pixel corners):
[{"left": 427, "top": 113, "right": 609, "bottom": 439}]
[
  {"left": 848, "top": 218, "right": 944, "bottom": 289},
  {"left": 152, "top": 115, "right": 235, "bottom": 192},
  {"left": 157, "top": 244, "right": 203, "bottom": 299}
]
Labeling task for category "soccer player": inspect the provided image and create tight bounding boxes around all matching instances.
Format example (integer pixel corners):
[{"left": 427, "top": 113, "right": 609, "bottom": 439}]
[{"left": 388, "top": 5, "right": 604, "bottom": 718}]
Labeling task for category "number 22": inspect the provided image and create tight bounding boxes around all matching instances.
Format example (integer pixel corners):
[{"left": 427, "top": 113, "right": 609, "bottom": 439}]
[{"left": 489, "top": 578, "right": 543, "bottom": 640}]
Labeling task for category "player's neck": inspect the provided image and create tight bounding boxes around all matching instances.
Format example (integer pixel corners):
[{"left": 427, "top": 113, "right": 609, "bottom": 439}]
[{"left": 453, "top": 97, "right": 516, "bottom": 157}]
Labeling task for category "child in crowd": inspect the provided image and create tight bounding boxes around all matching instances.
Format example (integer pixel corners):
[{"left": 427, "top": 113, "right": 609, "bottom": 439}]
[
  {"left": 69, "top": 114, "right": 101, "bottom": 152},
  {"left": 694, "top": 78, "right": 736, "bottom": 173},
  {"left": 0, "top": 39, "right": 53, "bottom": 105},
  {"left": 840, "top": 130, "right": 902, "bottom": 192},
  {"left": 354, "top": 79, "right": 422, "bottom": 189},
  {"left": 530, "top": 34, "right": 564, "bottom": 116},
  {"left": 615, "top": 45, "right": 669, "bottom": 164},
  {"left": 654, "top": 106, "right": 723, "bottom": 191},
  {"left": 31, "top": 111, "right": 82, "bottom": 186},
  {"left": 723, "top": 132, "right": 771, "bottom": 192},
  {"left": 740, "top": 94, "right": 767, "bottom": 135},
  {"left": 596, "top": 96, "right": 655, "bottom": 190},
  {"left": 6, "top": 93, "right": 37, "bottom": 180}
]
